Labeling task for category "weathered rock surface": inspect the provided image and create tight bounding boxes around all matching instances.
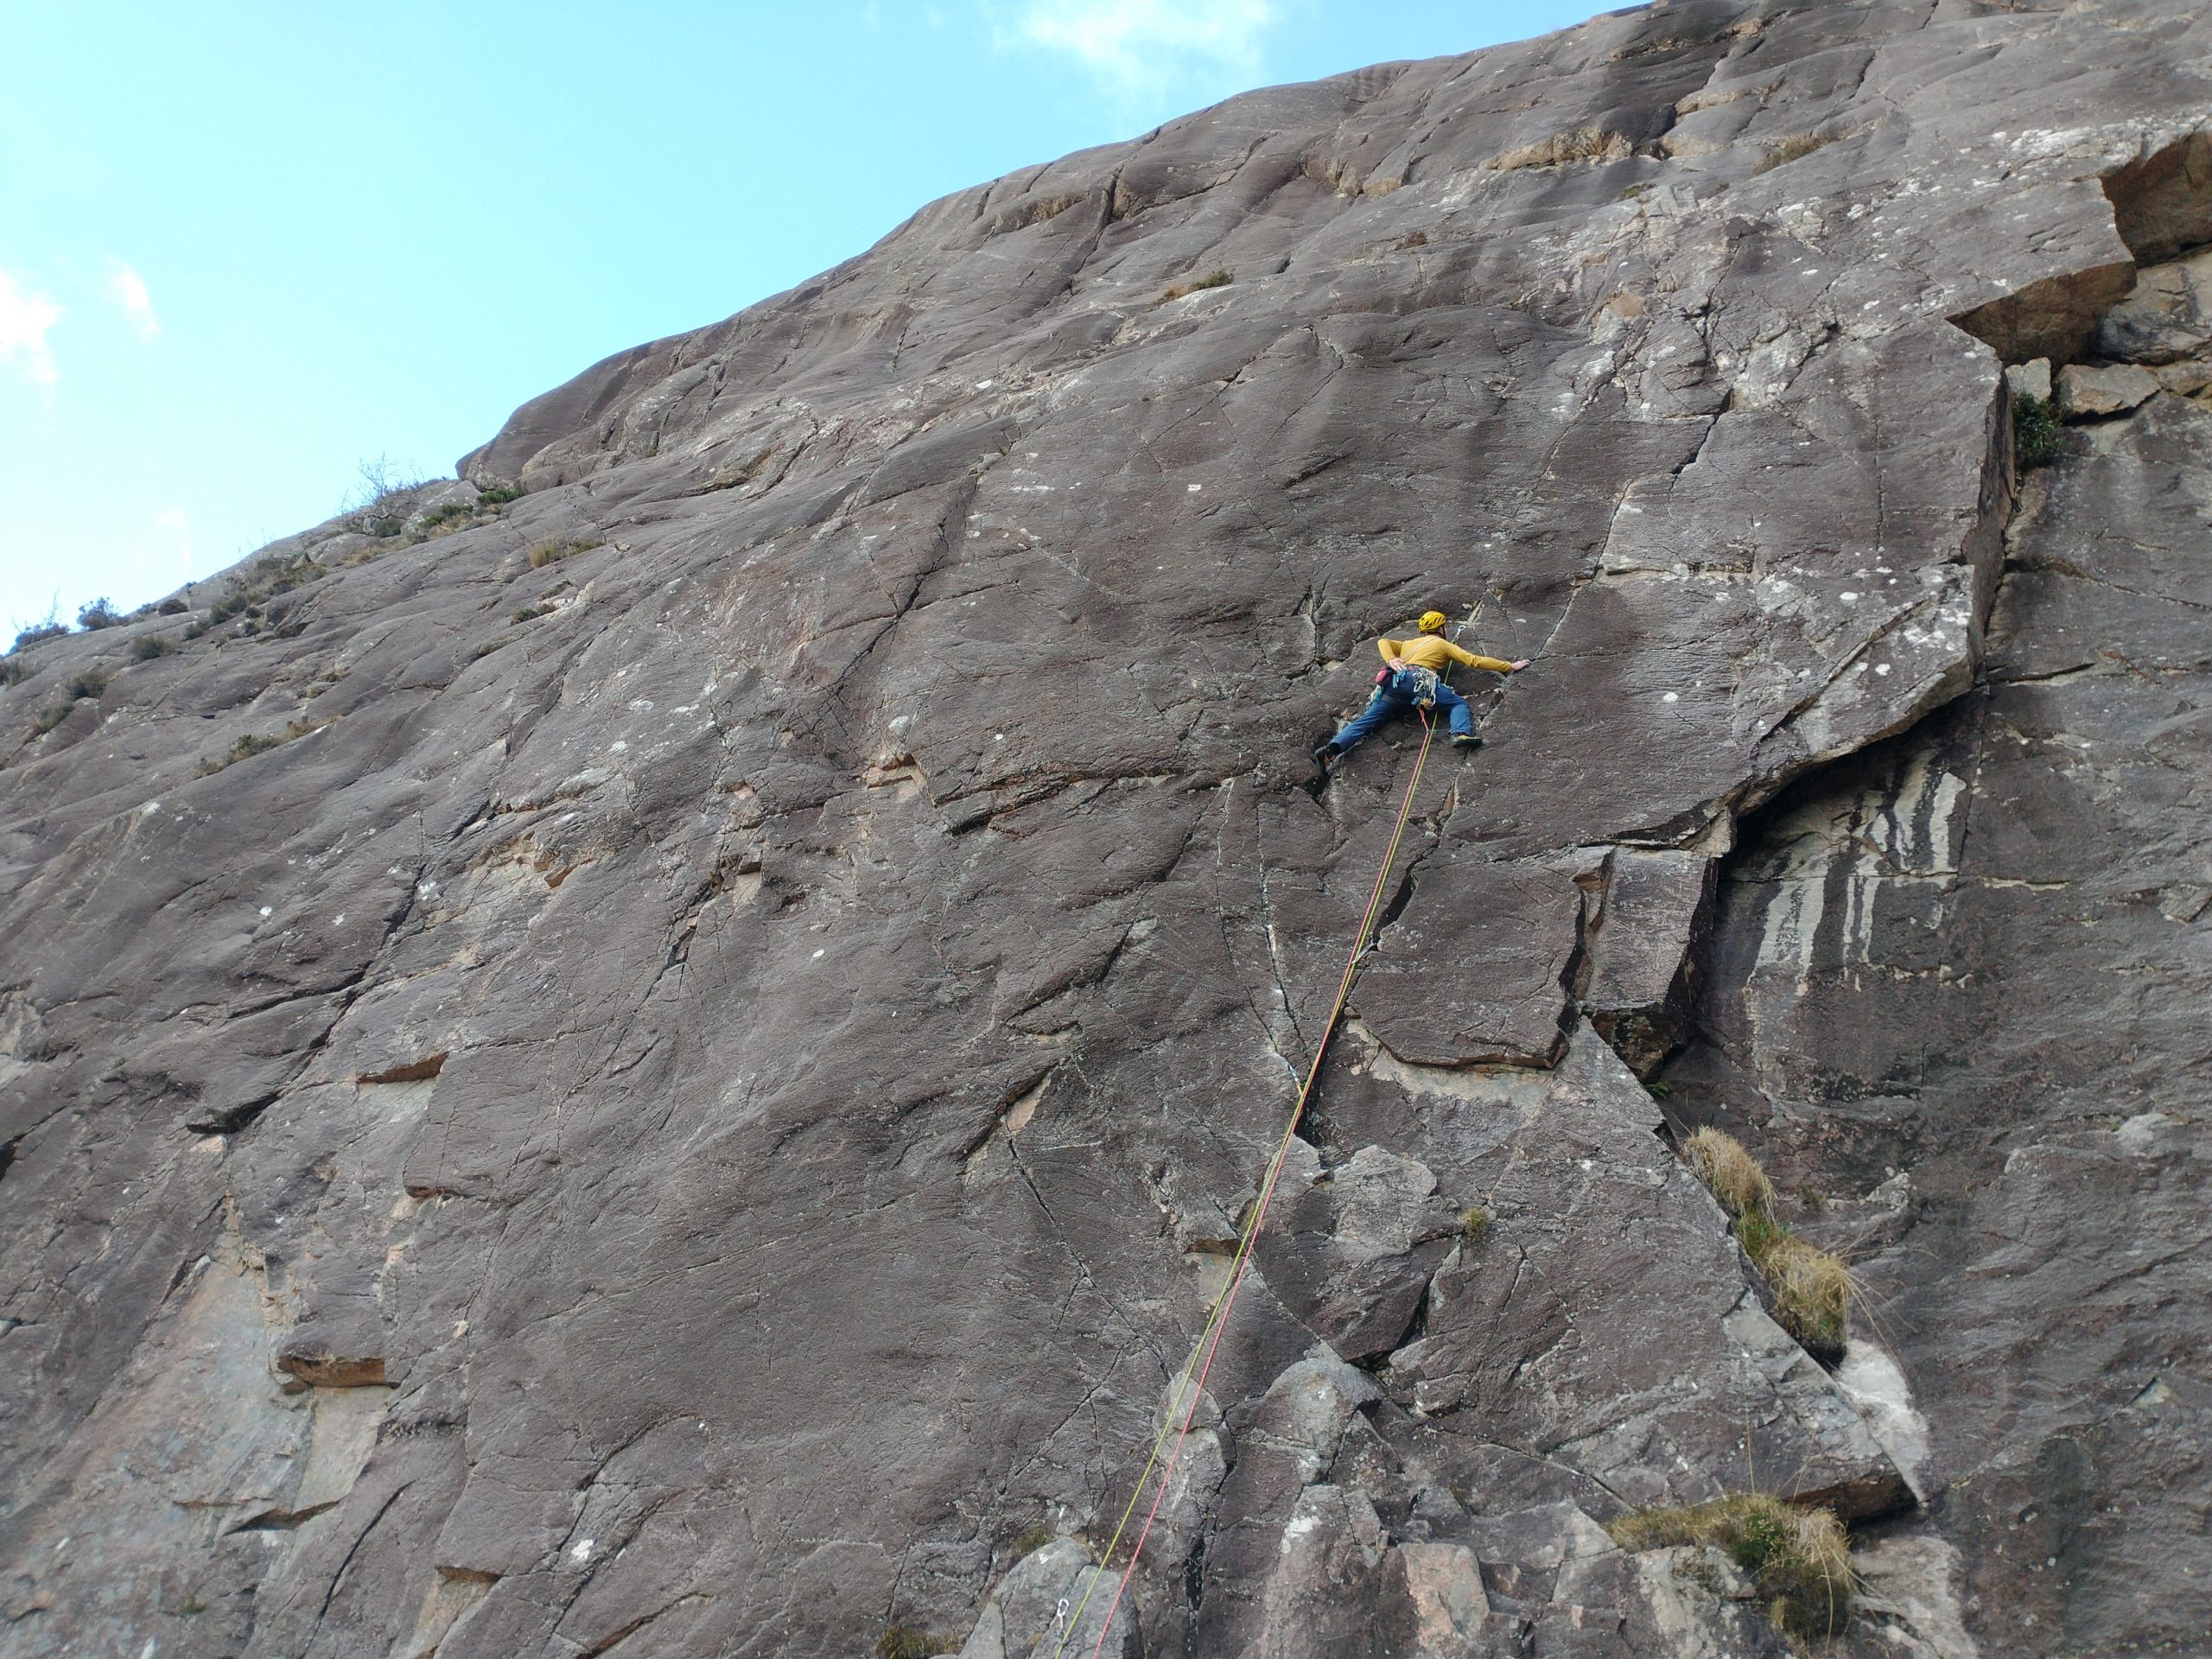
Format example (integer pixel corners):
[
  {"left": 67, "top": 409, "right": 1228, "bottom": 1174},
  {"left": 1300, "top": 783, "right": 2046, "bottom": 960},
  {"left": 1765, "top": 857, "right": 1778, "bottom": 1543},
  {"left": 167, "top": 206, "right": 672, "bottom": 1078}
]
[
  {"left": 2, "top": 3, "right": 2209, "bottom": 1656},
  {"left": 1663, "top": 391, "right": 2212, "bottom": 1649}
]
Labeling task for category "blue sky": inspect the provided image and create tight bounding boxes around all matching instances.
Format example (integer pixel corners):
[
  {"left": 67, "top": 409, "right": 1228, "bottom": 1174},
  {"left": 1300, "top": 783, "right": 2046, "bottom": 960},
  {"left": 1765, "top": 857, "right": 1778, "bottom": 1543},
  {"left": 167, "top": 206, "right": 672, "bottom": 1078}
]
[{"left": 0, "top": 0, "right": 1599, "bottom": 635}]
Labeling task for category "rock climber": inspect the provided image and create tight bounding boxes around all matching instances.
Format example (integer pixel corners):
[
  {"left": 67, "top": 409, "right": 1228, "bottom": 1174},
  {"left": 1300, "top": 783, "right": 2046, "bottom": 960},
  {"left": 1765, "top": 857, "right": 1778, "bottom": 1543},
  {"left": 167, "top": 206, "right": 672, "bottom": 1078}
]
[{"left": 1313, "top": 610, "right": 1529, "bottom": 766}]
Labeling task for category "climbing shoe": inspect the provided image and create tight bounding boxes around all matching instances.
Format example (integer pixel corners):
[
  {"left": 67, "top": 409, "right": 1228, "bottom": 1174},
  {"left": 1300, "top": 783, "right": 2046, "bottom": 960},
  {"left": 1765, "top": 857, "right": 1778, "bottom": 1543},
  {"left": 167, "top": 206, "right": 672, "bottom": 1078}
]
[
  {"left": 1313, "top": 741, "right": 1340, "bottom": 766},
  {"left": 1451, "top": 734, "right": 1484, "bottom": 751}
]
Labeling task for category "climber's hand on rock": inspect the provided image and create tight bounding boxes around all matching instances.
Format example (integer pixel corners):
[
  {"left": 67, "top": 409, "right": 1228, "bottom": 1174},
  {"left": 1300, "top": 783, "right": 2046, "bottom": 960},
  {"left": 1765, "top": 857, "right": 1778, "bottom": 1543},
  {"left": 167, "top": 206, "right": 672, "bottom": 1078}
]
[{"left": 1509, "top": 658, "right": 1531, "bottom": 671}]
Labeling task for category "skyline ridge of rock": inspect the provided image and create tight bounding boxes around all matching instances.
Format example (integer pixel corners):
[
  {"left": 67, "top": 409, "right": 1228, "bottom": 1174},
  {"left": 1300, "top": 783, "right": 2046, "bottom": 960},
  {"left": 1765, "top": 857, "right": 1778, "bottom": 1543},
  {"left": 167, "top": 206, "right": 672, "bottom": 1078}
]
[{"left": 3, "top": 3, "right": 2209, "bottom": 1656}]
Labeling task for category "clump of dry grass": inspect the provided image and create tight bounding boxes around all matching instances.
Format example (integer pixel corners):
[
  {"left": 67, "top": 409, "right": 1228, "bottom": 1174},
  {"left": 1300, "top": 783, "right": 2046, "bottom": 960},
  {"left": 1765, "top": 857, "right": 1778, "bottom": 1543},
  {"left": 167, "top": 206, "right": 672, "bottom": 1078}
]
[
  {"left": 1460, "top": 1205, "right": 1491, "bottom": 1243},
  {"left": 1159, "top": 269, "right": 1231, "bottom": 302},
  {"left": 1751, "top": 132, "right": 1834, "bottom": 175},
  {"left": 874, "top": 1624, "right": 950, "bottom": 1659},
  {"left": 195, "top": 715, "right": 334, "bottom": 777},
  {"left": 1751, "top": 1230, "right": 1853, "bottom": 1360},
  {"left": 1610, "top": 1491, "right": 1853, "bottom": 1639},
  {"left": 526, "top": 538, "right": 601, "bottom": 570},
  {"left": 1684, "top": 1127, "right": 1774, "bottom": 1218},
  {"left": 1681, "top": 1128, "right": 1851, "bottom": 1362}
]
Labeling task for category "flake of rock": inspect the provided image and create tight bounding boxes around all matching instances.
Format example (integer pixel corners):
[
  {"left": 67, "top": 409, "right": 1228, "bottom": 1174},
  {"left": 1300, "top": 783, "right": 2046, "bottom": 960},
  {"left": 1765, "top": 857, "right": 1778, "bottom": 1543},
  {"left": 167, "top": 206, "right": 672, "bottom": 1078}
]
[
  {"left": 2004, "top": 357, "right": 2053, "bottom": 402},
  {"left": 959, "top": 1537, "right": 1127, "bottom": 1659},
  {"left": 1357, "top": 854, "right": 1582, "bottom": 1068},
  {"left": 2095, "top": 249, "right": 2212, "bottom": 364},
  {"left": 1389, "top": 1027, "right": 1909, "bottom": 1521},
  {"left": 2056, "top": 360, "right": 2160, "bottom": 418},
  {"left": 1581, "top": 849, "right": 1712, "bottom": 1077},
  {"left": 1259, "top": 1143, "right": 1463, "bottom": 1361}
]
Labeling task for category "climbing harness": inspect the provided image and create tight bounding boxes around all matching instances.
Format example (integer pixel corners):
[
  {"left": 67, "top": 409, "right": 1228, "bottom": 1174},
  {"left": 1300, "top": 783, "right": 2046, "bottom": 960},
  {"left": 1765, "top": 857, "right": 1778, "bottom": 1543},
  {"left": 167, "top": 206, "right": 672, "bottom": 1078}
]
[
  {"left": 1049, "top": 606, "right": 1491, "bottom": 1659},
  {"left": 1397, "top": 664, "right": 1440, "bottom": 709}
]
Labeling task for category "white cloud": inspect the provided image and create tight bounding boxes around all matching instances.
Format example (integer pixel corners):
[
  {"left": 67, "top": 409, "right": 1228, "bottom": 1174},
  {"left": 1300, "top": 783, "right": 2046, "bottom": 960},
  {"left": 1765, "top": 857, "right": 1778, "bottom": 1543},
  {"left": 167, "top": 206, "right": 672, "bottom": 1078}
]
[
  {"left": 105, "top": 260, "right": 159, "bottom": 340},
  {"left": 0, "top": 269, "right": 62, "bottom": 385},
  {"left": 1016, "top": 0, "right": 1274, "bottom": 93}
]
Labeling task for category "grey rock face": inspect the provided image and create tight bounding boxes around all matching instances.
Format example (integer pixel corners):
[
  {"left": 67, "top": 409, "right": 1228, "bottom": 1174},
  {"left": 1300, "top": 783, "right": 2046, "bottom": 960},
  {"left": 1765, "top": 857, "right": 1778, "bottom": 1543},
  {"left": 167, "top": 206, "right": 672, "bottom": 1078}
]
[
  {"left": 1663, "top": 392, "right": 2212, "bottom": 1649},
  {"left": 2, "top": 3, "right": 2209, "bottom": 1657}
]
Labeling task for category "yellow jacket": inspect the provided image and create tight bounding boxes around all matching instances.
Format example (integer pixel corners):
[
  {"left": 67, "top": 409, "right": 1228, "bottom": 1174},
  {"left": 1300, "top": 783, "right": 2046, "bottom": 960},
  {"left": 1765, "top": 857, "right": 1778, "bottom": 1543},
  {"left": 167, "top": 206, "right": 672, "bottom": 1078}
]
[{"left": 1379, "top": 634, "right": 1513, "bottom": 675}]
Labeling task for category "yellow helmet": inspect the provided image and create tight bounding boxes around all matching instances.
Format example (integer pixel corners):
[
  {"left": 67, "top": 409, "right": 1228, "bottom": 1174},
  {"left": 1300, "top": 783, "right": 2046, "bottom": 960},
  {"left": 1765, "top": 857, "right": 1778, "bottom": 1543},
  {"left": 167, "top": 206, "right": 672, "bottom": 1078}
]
[{"left": 1417, "top": 610, "right": 1447, "bottom": 633}]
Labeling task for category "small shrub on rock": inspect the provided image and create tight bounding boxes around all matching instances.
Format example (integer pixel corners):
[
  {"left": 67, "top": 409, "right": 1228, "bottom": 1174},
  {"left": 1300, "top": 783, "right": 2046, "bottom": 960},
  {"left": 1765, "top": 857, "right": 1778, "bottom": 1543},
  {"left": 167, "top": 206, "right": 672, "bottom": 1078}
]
[
  {"left": 1609, "top": 1492, "right": 1853, "bottom": 1639},
  {"left": 527, "top": 539, "right": 599, "bottom": 569},
  {"left": 2013, "top": 393, "right": 2063, "bottom": 470},
  {"left": 1460, "top": 1205, "right": 1491, "bottom": 1243},
  {"left": 196, "top": 715, "right": 334, "bottom": 777},
  {"left": 417, "top": 501, "right": 478, "bottom": 533},
  {"left": 10, "top": 620, "right": 67, "bottom": 654},
  {"left": 1160, "top": 270, "right": 1231, "bottom": 302},
  {"left": 476, "top": 482, "right": 526, "bottom": 505},
  {"left": 1751, "top": 132, "right": 1834, "bottom": 175},
  {"left": 131, "top": 634, "right": 178, "bottom": 662},
  {"left": 76, "top": 597, "right": 122, "bottom": 630}
]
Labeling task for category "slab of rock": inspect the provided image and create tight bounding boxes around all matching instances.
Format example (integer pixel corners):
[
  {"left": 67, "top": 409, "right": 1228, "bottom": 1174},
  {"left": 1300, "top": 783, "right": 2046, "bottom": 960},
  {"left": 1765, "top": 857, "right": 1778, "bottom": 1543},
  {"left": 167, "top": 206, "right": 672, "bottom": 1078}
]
[
  {"left": 1257, "top": 1142, "right": 1463, "bottom": 1361},
  {"left": 1662, "top": 389, "right": 2212, "bottom": 1650},
  {"left": 1357, "top": 853, "right": 1582, "bottom": 1068},
  {"left": 2096, "top": 247, "right": 2212, "bottom": 365},
  {"left": 1388, "top": 1027, "right": 1910, "bottom": 1521},
  {"left": 1581, "top": 849, "right": 1712, "bottom": 1077},
  {"left": 2056, "top": 359, "right": 2160, "bottom": 418},
  {"left": 1, "top": 4, "right": 2209, "bottom": 1656}
]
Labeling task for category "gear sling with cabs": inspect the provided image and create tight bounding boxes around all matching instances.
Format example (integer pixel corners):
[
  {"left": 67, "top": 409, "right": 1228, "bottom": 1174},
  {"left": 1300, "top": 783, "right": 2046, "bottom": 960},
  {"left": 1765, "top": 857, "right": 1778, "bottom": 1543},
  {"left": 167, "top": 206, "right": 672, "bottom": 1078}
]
[{"left": 1314, "top": 608, "right": 1529, "bottom": 766}]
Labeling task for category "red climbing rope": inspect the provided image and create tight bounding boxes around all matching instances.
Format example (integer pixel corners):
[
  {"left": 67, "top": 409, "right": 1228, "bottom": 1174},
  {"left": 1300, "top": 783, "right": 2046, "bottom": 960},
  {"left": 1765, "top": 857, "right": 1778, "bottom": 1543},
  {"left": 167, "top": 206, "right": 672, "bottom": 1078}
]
[{"left": 1055, "top": 702, "right": 1445, "bottom": 1659}]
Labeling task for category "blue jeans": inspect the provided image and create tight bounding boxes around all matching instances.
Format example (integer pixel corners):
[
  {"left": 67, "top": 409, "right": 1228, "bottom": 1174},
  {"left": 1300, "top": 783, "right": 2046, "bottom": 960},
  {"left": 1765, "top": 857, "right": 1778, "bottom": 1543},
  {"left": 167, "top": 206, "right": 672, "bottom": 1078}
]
[{"left": 1331, "top": 671, "right": 1473, "bottom": 751}]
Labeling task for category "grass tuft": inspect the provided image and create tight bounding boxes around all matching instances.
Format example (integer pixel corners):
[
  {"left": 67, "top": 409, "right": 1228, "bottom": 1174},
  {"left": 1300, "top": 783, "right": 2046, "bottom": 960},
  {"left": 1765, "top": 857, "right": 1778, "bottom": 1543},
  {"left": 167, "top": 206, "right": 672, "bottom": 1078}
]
[
  {"left": 1684, "top": 1128, "right": 1773, "bottom": 1219},
  {"left": 476, "top": 483, "right": 526, "bottom": 505},
  {"left": 1682, "top": 1128, "right": 1851, "bottom": 1361},
  {"left": 1609, "top": 1492, "right": 1853, "bottom": 1639},
  {"left": 1010, "top": 1522, "right": 1057, "bottom": 1557},
  {"left": 1460, "top": 1205, "right": 1491, "bottom": 1243},
  {"left": 874, "top": 1624, "right": 949, "bottom": 1659},
  {"left": 1159, "top": 269, "right": 1231, "bottom": 303},
  {"left": 1750, "top": 132, "right": 1834, "bottom": 175},
  {"left": 2013, "top": 393, "right": 2063, "bottom": 470},
  {"left": 1753, "top": 1231, "right": 1852, "bottom": 1358},
  {"left": 527, "top": 539, "right": 600, "bottom": 570},
  {"left": 131, "top": 634, "right": 179, "bottom": 662},
  {"left": 195, "top": 716, "right": 334, "bottom": 777}
]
